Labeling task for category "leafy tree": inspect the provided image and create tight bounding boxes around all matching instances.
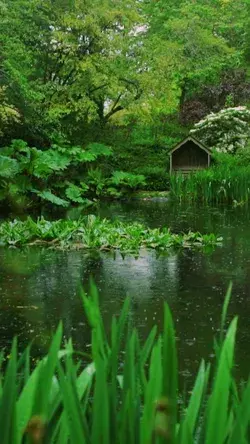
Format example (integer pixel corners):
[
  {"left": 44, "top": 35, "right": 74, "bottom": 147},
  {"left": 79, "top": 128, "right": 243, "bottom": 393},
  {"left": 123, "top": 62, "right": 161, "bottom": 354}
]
[
  {"left": 0, "top": 0, "right": 249, "bottom": 180},
  {"left": 0, "top": 0, "right": 143, "bottom": 143},
  {"left": 143, "top": 0, "right": 249, "bottom": 115}
]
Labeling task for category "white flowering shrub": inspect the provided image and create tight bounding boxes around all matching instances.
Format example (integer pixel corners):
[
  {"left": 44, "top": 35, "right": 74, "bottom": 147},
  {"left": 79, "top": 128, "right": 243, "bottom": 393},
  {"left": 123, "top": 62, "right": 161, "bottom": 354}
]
[{"left": 190, "top": 107, "right": 250, "bottom": 154}]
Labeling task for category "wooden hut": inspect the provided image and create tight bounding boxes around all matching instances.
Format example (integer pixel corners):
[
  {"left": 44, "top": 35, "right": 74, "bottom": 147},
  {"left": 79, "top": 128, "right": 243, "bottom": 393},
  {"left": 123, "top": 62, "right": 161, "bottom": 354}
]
[{"left": 169, "top": 136, "right": 211, "bottom": 174}]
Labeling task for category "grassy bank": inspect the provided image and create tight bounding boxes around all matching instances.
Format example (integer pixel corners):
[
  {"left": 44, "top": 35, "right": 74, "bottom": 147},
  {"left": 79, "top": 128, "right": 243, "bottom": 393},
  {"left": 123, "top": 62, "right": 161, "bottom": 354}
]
[
  {"left": 0, "top": 215, "right": 222, "bottom": 252},
  {"left": 170, "top": 164, "right": 250, "bottom": 204},
  {"left": 1, "top": 283, "right": 249, "bottom": 443}
]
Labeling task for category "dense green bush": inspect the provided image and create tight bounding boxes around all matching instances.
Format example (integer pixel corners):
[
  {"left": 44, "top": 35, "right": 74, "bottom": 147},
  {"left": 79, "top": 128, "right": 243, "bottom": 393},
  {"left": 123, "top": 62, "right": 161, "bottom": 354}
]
[
  {"left": 137, "top": 166, "right": 170, "bottom": 191},
  {"left": 0, "top": 283, "right": 249, "bottom": 443},
  {"left": 212, "top": 142, "right": 250, "bottom": 167},
  {"left": 0, "top": 140, "right": 150, "bottom": 212},
  {"left": 235, "top": 142, "right": 250, "bottom": 165}
]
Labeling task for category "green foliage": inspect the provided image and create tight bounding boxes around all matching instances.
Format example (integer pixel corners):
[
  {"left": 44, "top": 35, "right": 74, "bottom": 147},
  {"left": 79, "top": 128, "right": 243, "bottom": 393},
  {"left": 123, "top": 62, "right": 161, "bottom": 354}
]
[
  {"left": 0, "top": 215, "right": 222, "bottom": 251},
  {"left": 0, "top": 155, "right": 19, "bottom": 178},
  {"left": 86, "top": 143, "right": 113, "bottom": 158},
  {"left": 137, "top": 166, "right": 170, "bottom": 191},
  {"left": 35, "top": 190, "right": 69, "bottom": 208},
  {"left": 110, "top": 141, "right": 172, "bottom": 192},
  {"left": 110, "top": 171, "right": 146, "bottom": 190},
  {"left": 0, "top": 87, "right": 20, "bottom": 137},
  {"left": 32, "top": 151, "right": 71, "bottom": 178},
  {"left": 65, "top": 184, "right": 88, "bottom": 204},
  {"left": 0, "top": 138, "right": 156, "bottom": 210},
  {"left": 0, "top": 0, "right": 248, "bottom": 147},
  {"left": 170, "top": 161, "right": 250, "bottom": 204},
  {"left": 143, "top": 0, "right": 249, "bottom": 116},
  {"left": 0, "top": 0, "right": 249, "bottom": 197},
  {"left": 86, "top": 168, "right": 107, "bottom": 196},
  {"left": 0, "top": 283, "right": 249, "bottom": 443},
  {"left": 1, "top": 140, "right": 147, "bottom": 210},
  {"left": 0, "top": 0, "right": 143, "bottom": 143},
  {"left": 235, "top": 142, "right": 250, "bottom": 165}
]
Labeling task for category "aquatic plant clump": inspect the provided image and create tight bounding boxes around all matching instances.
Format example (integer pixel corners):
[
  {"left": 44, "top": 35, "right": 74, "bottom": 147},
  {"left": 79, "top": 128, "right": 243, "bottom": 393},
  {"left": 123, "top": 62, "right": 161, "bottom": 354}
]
[
  {"left": 170, "top": 165, "right": 250, "bottom": 204},
  {"left": 0, "top": 215, "right": 222, "bottom": 251},
  {"left": 0, "top": 283, "right": 249, "bottom": 443}
]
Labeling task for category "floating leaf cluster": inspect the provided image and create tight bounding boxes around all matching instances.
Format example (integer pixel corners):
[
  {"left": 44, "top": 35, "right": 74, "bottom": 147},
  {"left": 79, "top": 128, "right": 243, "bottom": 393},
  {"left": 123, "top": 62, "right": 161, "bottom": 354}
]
[{"left": 0, "top": 216, "right": 222, "bottom": 251}]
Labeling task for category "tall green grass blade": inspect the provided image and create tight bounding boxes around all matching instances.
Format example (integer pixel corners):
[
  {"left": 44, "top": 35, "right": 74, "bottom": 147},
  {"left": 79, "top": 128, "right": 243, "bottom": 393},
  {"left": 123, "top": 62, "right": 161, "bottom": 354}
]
[
  {"left": 220, "top": 282, "right": 233, "bottom": 344},
  {"left": 0, "top": 338, "right": 18, "bottom": 444},
  {"left": 141, "top": 338, "right": 162, "bottom": 444},
  {"left": 91, "top": 355, "right": 110, "bottom": 444},
  {"left": 229, "top": 379, "right": 250, "bottom": 443},
  {"left": 58, "top": 362, "right": 88, "bottom": 444},
  {"left": 141, "top": 325, "right": 157, "bottom": 367},
  {"left": 162, "top": 303, "right": 178, "bottom": 443},
  {"left": 140, "top": 325, "right": 158, "bottom": 388},
  {"left": 16, "top": 344, "right": 31, "bottom": 385},
  {"left": 16, "top": 360, "right": 43, "bottom": 441},
  {"left": 32, "top": 322, "right": 63, "bottom": 418},
  {"left": 109, "top": 297, "right": 130, "bottom": 442},
  {"left": 205, "top": 317, "right": 238, "bottom": 444},
  {"left": 119, "top": 330, "right": 139, "bottom": 444},
  {"left": 0, "top": 282, "right": 248, "bottom": 443},
  {"left": 179, "top": 360, "right": 209, "bottom": 443},
  {"left": 81, "top": 281, "right": 109, "bottom": 362},
  {"left": 50, "top": 363, "right": 94, "bottom": 443}
]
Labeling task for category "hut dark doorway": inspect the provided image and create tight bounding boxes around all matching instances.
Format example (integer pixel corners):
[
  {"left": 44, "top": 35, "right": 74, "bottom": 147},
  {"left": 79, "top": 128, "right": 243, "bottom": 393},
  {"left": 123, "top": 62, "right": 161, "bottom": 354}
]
[{"left": 169, "top": 136, "right": 211, "bottom": 174}]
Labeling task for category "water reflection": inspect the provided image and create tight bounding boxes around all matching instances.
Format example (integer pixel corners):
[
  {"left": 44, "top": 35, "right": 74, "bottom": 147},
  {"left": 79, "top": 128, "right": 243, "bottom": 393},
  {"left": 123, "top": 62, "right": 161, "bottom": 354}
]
[{"left": 0, "top": 202, "right": 249, "bottom": 384}]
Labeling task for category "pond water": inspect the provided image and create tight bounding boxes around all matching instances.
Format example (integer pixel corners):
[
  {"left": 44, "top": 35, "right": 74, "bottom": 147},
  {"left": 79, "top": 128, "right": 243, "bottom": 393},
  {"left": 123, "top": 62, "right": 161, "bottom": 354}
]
[{"left": 0, "top": 201, "right": 249, "bottom": 385}]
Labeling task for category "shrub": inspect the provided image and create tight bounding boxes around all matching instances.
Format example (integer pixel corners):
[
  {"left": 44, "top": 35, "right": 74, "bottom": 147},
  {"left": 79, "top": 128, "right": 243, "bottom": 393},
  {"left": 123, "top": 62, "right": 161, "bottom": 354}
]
[
  {"left": 0, "top": 140, "right": 152, "bottom": 210},
  {"left": 236, "top": 141, "right": 250, "bottom": 165},
  {"left": 190, "top": 106, "right": 250, "bottom": 154},
  {"left": 110, "top": 171, "right": 146, "bottom": 191},
  {"left": 136, "top": 166, "right": 170, "bottom": 191}
]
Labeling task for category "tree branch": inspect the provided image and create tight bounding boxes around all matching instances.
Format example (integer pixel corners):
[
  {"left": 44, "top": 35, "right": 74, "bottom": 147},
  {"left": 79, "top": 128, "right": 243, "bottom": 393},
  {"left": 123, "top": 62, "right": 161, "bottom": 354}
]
[{"left": 104, "top": 93, "right": 123, "bottom": 121}]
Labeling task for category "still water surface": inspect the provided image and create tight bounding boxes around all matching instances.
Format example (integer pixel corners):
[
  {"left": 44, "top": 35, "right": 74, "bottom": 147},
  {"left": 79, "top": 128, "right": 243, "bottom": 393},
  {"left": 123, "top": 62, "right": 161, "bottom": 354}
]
[{"left": 0, "top": 201, "right": 249, "bottom": 383}]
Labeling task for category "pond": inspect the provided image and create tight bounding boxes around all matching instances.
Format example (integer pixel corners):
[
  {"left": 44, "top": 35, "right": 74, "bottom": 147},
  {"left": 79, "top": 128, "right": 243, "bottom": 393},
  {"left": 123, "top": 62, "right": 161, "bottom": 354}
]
[{"left": 0, "top": 201, "right": 249, "bottom": 385}]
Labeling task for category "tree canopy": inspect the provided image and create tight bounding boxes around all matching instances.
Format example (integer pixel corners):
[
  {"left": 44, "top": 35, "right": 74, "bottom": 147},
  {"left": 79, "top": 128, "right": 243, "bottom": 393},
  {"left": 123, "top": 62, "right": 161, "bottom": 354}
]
[{"left": 0, "top": 0, "right": 249, "bottom": 145}]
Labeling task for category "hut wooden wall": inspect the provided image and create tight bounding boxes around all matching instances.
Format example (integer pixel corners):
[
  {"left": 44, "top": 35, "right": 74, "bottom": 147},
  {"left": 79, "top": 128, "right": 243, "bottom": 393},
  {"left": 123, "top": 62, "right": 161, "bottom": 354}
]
[{"left": 171, "top": 141, "right": 209, "bottom": 173}]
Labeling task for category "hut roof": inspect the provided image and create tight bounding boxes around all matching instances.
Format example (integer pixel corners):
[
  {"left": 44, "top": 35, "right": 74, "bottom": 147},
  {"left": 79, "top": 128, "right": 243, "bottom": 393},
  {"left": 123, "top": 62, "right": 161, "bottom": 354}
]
[{"left": 169, "top": 136, "right": 211, "bottom": 156}]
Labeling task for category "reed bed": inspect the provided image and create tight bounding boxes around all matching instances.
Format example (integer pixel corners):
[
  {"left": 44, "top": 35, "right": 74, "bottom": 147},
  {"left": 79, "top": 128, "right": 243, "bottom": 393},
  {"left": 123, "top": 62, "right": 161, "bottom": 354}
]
[
  {"left": 170, "top": 165, "right": 250, "bottom": 204},
  {"left": 0, "top": 283, "right": 249, "bottom": 443}
]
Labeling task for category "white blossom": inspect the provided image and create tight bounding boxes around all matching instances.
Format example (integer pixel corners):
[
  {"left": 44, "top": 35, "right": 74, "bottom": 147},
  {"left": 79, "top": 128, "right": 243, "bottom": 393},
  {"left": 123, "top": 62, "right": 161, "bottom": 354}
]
[{"left": 191, "top": 107, "right": 250, "bottom": 154}]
